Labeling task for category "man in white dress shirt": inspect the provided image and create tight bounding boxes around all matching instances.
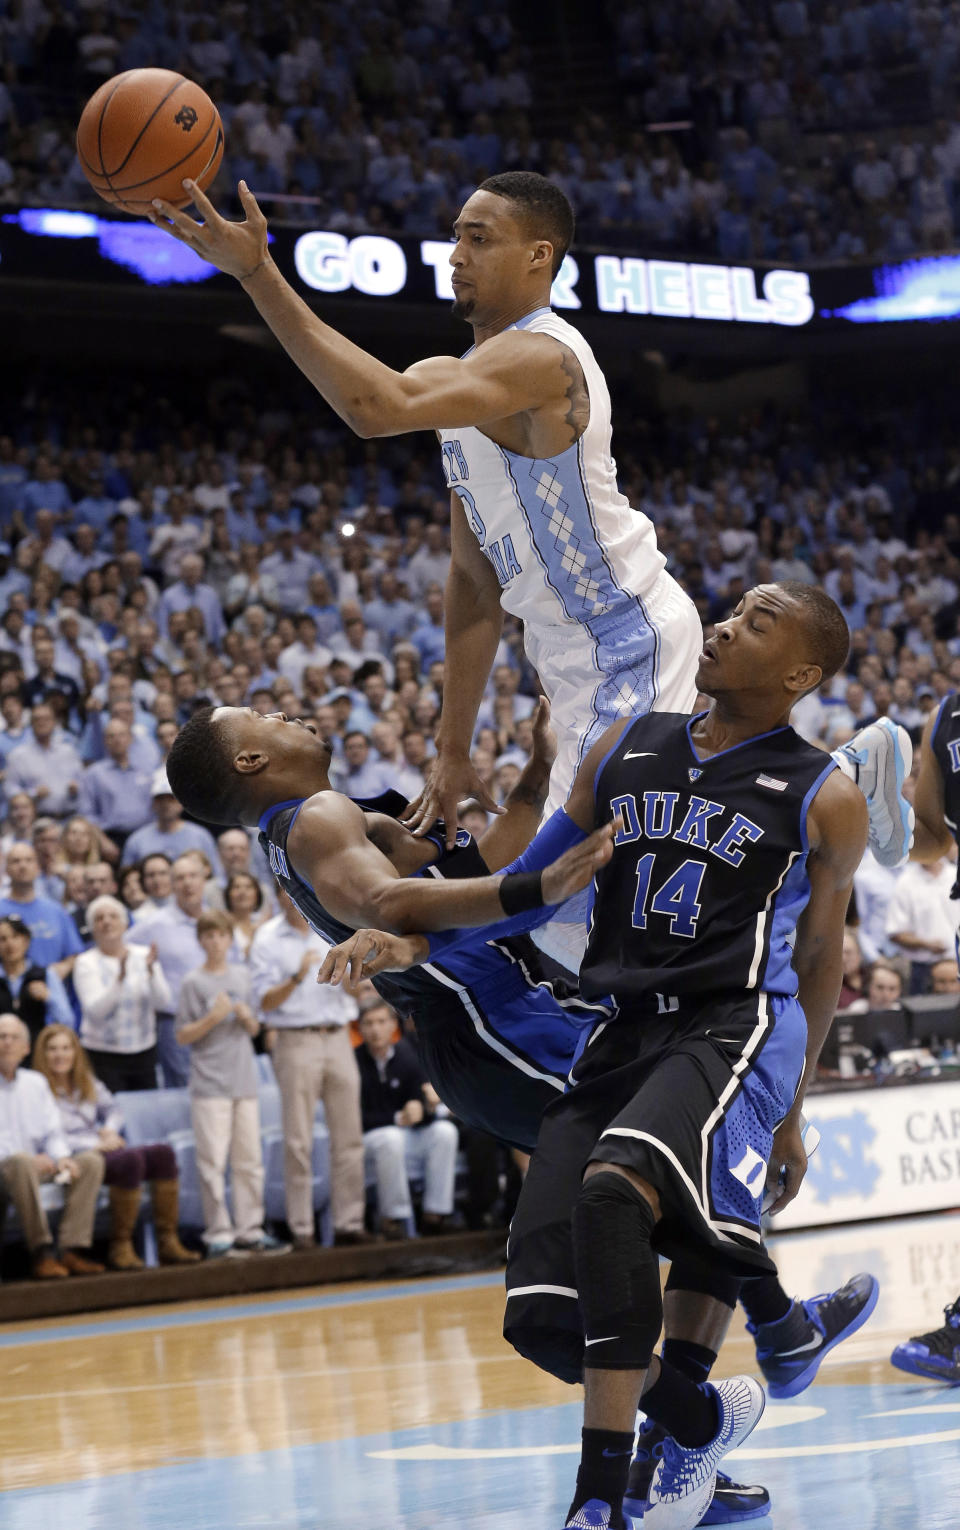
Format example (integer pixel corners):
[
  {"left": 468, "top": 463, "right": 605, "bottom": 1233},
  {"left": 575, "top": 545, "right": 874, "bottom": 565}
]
[
  {"left": 0, "top": 1015, "right": 105, "bottom": 1278},
  {"left": 250, "top": 891, "right": 368, "bottom": 1248}
]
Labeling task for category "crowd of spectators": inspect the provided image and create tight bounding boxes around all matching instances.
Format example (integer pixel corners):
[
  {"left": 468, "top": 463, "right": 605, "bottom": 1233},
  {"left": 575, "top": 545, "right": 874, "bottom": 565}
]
[
  {"left": 3, "top": 0, "right": 960, "bottom": 265},
  {"left": 0, "top": 357, "right": 958, "bottom": 1272}
]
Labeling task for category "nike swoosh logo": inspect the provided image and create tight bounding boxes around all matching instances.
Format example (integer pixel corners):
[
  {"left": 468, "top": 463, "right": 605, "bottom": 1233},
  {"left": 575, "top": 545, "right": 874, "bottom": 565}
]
[
  {"left": 724, "top": 1486, "right": 767, "bottom": 1497},
  {"left": 623, "top": 751, "right": 656, "bottom": 760},
  {"left": 584, "top": 1335, "right": 621, "bottom": 1346},
  {"left": 776, "top": 1334, "right": 822, "bottom": 1357}
]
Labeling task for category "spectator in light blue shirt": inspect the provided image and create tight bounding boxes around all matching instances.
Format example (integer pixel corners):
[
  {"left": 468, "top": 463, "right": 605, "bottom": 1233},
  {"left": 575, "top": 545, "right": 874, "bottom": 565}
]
[
  {"left": 5, "top": 701, "right": 84, "bottom": 820},
  {"left": 364, "top": 571, "right": 418, "bottom": 649},
  {"left": 79, "top": 718, "right": 154, "bottom": 845},
  {"left": 0, "top": 843, "right": 84, "bottom": 970},
  {"left": 156, "top": 553, "right": 225, "bottom": 648},
  {"left": 20, "top": 457, "right": 72, "bottom": 529},
  {"left": 411, "top": 587, "right": 447, "bottom": 672},
  {"left": 329, "top": 731, "right": 398, "bottom": 799},
  {"left": 121, "top": 770, "right": 223, "bottom": 876},
  {"left": 0, "top": 692, "right": 30, "bottom": 767}
]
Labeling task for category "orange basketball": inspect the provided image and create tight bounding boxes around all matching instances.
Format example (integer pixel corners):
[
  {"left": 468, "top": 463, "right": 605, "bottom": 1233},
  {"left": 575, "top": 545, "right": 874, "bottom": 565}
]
[{"left": 76, "top": 68, "right": 224, "bottom": 217}]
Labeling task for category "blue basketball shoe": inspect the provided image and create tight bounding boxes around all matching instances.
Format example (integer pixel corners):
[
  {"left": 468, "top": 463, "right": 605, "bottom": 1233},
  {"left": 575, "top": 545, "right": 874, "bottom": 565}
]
[
  {"left": 563, "top": 1501, "right": 636, "bottom": 1529},
  {"left": 834, "top": 719, "right": 913, "bottom": 868},
  {"left": 644, "top": 1376, "right": 765, "bottom": 1530},
  {"left": 750, "top": 1273, "right": 880, "bottom": 1399},
  {"left": 624, "top": 1419, "right": 770, "bottom": 1523},
  {"left": 891, "top": 1296, "right": 960, "bottom": 1382}
]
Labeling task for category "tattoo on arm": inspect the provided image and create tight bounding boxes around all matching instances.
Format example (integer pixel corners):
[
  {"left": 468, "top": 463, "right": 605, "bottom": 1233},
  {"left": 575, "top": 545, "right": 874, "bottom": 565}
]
[
  {"left": 557, "top": 343, "right": 589, "bottom": 442},
  {"left": 506, "top": 777, "right": 549, "bottom": 811}
]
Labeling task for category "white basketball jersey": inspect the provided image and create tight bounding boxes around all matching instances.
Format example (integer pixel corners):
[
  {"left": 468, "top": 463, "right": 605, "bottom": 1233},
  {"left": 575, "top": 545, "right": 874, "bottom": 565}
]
[{"left": 438, "top": 307, "right": 666, "bottom": 635}]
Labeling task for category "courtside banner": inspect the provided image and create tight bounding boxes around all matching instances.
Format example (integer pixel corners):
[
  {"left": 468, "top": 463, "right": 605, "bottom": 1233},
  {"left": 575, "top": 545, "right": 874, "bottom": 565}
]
[
  {"left": 6, "top": 207, "right": 960, "bottom": 331},
  {"left": 773, "top": 1079, "right": 960, "bottom": 1231}
]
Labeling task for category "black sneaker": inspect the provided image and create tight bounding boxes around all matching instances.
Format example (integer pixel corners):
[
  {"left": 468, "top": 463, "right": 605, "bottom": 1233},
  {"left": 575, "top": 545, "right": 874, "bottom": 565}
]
[
  {"left": 891, "top": 1296, "right": 960, "bottom": 1382},
  {"left": 623, "top": 1418, "right": 770, "bottom": 1524},
  {"left": 749, "top": 1272, "right": 879, "bottom": 1399}
]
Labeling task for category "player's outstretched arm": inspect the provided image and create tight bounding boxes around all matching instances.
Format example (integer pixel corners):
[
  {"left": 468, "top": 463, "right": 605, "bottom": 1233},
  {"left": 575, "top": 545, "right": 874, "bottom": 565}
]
[
  {"left": 475, "top": 697, "right": 556, "bottom": 869},
  {"left": 911, "top": 706, "right": 955, "bottom": 862},
  {"left": 404, "top": 494, "right": 506, "bottom": 842},
  {"left": 768, "top": 770, "right": 869, "bottom": 1215},
  {"left": 287, "top": 790, "right": 617, "bottom": 937},
  {"left": 148, "top": 181, "right": 566, "bottom": 440}
]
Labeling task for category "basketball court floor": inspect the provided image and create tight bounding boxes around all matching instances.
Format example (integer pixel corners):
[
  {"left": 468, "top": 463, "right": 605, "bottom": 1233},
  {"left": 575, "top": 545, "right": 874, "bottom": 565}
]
[{"left": 1, "top": 1210, "right": 958, "bottom": 1530}]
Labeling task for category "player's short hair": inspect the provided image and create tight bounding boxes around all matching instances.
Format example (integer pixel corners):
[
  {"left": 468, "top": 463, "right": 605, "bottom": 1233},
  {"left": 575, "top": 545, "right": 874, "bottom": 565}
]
[
  {"left": 478, "top": 171, "right": 574, "bottom": 276},
  {"left": 166, "top": 706, "right": 245, "bottom": 826},
  {"left": 777, "top": 582, "right": 850, "bottom": 685}
]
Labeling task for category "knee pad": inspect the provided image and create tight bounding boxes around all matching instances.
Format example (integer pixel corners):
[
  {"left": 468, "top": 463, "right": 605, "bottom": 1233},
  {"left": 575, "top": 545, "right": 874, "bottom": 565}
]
[
  {"left": 573, "top": 1171, "right": 662, "bottom": 1371},
  {"left": 665, "top": 1251, "right": 742, "bottom": 1310},
  {"left": 503, "top": 1319, "right": 586, "bottom": 1386}
]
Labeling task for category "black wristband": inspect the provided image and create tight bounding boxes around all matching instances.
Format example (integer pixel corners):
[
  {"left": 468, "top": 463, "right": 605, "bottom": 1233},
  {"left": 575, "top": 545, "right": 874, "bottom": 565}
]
[{"left": 499, "top": 870, "right": 545, "bottom": 916}]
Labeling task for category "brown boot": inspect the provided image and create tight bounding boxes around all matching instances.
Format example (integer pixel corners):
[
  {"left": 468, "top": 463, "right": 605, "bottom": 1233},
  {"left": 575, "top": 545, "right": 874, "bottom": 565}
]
[
  {"left": 150, "top": 1178, "right": 201, "bottom": 1264},
  {"left": 61, "top": 1249, "right": 106, "bottom": 1276},
  {"left": 108, "top": 1185, "right": 145, "bottom": 1270},
  {"left": 380, "top": 1218, "right": 409, "bottom": 1241}
]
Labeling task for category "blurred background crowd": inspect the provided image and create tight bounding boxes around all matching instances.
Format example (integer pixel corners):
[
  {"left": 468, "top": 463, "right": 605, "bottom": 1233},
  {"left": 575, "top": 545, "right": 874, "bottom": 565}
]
[{"left": 5, "top": 0, "right": 960, "bottom": 262}]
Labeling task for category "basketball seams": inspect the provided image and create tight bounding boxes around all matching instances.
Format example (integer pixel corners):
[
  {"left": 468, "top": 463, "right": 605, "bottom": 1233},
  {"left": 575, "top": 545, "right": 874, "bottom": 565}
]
[
  {"left": 101, "top": 74, "right": 189, "bottom": 179},
  {"left": 115, "top": 132, "right": 223, "bottom": 214},
  {"left": 109, "top": 110, "right": 220, "bottom": 193},
  {"left": 93, "top": 72, "right": 132, "bottom": 202}
]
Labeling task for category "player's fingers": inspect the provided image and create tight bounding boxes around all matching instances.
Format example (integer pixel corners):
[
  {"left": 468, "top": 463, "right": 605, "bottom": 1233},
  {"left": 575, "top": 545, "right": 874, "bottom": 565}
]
[
  {"left": 182, "top": 177, "right": 222, "bottom": 225},
  {"left": 237, "top": 179, "right": 267, "bottom": 226},
  {"left": 399, "top": 790, "right": 425, "bottom": 824},
  {"left": 770, "top": 1157, "right": 805, "bottom": 1214},
  {"left": 472, "top": 782, "right": 506, "bottom": 817},
  {"left": 148, "top": 200, "right": 196, "bottom": 241}
]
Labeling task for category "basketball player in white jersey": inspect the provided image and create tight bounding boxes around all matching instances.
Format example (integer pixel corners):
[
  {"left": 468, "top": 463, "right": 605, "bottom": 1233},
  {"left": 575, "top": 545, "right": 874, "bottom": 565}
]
[{"left": 150, "top": 173, "right": 913, "bottom": 967}]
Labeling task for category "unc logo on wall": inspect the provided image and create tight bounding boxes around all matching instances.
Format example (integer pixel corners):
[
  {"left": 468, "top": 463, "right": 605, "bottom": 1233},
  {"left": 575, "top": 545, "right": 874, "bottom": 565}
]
[{"left": 805, "top": 1111, "right": 882, "bottom": 1203}]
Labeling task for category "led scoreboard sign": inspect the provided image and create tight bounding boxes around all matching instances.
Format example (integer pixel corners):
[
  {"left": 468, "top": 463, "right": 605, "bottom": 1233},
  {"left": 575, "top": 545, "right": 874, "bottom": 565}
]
[
  {"left": 4, "top": 208, "right": 960, "bottom": 332},
  {"left": 293, "top": 230, "right": 815, "bottom": 327}
]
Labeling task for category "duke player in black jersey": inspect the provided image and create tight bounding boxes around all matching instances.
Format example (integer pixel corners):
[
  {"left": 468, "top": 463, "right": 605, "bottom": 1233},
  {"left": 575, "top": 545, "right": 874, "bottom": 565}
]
[
  {"left": 887, "top": 694, "right": 960, "bottom": 1385},
  {"left": 498, "top": 583, "right": 869, "bottom": 1530}
]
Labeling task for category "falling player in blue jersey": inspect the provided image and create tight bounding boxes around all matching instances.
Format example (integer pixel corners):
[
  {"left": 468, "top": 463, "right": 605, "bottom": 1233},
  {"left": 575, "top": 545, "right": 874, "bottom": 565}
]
[
  {"left": 886, "top": 693, "right": 960, "bottom": 1384},
  {"left": 333, "top": 582, "right": 871, "bottom": 1530},
  {"left": 149, "top": 171, "right": 912, "bottom": 973}
]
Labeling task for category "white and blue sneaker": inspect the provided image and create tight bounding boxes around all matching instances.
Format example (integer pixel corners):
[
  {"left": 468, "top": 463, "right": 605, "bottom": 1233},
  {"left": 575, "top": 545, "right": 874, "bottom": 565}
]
[
  {"left": 624, "top": 1419, "right": 770, "bottom": 1522},
  {"left": 834, "top": 718, "right": 914, "bottom": 868},
  {"left": 644, "top": 1376, "right": 765, "bottom": 1530},
  {"left": 232, "top": 1232, "right": 293, "bottom": 1255},
  {"left": 564, "top": 1501, "right": 636, "bottom": 1529}
]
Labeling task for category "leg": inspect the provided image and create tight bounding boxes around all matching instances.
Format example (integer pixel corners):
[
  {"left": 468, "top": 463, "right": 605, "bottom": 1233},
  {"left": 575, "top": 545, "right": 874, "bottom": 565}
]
[
  {"left": 102, "top": 1148, "right": 147, "bottom": 1271},
  {"left": 155, "top": 1015, "right": 190, "bottom": 1089},
  {"left": 58, "top": 1150, "right": 105, "bottom": 1253},
  {"left": 272, "top": 1029, "right": 323, "bottom": 1243},
  {"left": 229, "top": 1097, "right": 266, "bottom": 1243},
  {"left": 410, "top": 1117, "right": 459, "bottom": 1225},
  {"left": 319, "top": 1028, "right": 366, "bottom": 1236},
  {"left": 191, "top": 1096, "right": 236, "bottom": 1246},
  {"left": 0, "top": 1152, "right": 53, "bottom": 1253},
  {"left": 364, "top": 1125, "right": 413, "bottom": 1227}
]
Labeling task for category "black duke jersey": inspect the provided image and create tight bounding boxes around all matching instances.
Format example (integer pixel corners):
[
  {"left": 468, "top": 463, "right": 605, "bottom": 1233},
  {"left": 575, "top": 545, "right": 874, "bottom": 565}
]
[
  {"left": 931, "top": 692, "right": 960, "bottom": 889},
  {"left": 579, "top": 711, "right": 837, "bottom": 1004}
]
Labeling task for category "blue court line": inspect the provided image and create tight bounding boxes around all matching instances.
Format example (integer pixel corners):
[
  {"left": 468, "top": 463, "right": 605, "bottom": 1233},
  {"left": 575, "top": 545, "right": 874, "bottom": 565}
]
[{"left": 0, "top": 1270, "right": 505, "bottom": 1348}]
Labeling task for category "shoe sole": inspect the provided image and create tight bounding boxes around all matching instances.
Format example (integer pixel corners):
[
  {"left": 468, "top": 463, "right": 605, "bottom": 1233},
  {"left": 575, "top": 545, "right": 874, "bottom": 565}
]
[
  {"left": 872, "top": 721, "right": 914, "bottom": 867},
  {"left": 624, "top": 1493, "right": 771, "bottom": 1523},
  {"left": 890, "top": 1349, "right": 960, "bottom": 1383},
  {"left": 766, "top": 1276, "right": 880, "bottom": 1399}
]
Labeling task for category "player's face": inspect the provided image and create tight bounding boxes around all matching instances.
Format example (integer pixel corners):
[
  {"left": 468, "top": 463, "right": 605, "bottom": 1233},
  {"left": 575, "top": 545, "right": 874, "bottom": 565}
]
[
  {"left": 696, "top": 586, "right": 807, "bottom": 696},
  {"left": 214, "top": 707, "right": 334, "bottom": 774},
  {"left": 449, "top": 191, "right": 546, "bottom": 324}
]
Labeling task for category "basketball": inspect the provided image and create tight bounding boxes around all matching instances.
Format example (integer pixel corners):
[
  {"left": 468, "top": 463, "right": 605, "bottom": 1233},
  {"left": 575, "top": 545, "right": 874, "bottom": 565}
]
[{"left": 76, "top": 68, "right": 224, "bottom": 217}]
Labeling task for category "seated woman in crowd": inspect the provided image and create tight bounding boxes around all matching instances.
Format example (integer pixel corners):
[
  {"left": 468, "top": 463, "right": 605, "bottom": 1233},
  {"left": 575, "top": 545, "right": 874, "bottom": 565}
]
[
  {"left": 57, "top": 813, "right": 119, "bottom": 872},
  {"left": 32, "top": 1024, "right": 200, "bottom": 1268},
  {"left": 224, "top": 871, "right": 270, "bottom": 961},
  {"left": 72, "top": 894, "right": 172, "bottom": 1092},
  {"left": 118, "top": 865, "right": 147, "bottom": 918},
  {"left": 0, "top": 914, "right": 75, "bottom": 1049},
  {"left": 837, "top": 928, "right": 867, "bottom": 1009}
]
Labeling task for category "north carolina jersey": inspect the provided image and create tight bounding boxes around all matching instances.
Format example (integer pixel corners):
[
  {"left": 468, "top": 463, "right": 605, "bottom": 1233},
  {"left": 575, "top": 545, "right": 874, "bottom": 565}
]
[
  {"left": 439, "top": 304, "right": 702, "bottom": 978},
  {"left": 256, "top": 790, "right": 613, "bottom": 1146},
  {"left": 580, "top": 712, "right": 838, "bottom": 1004}
]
